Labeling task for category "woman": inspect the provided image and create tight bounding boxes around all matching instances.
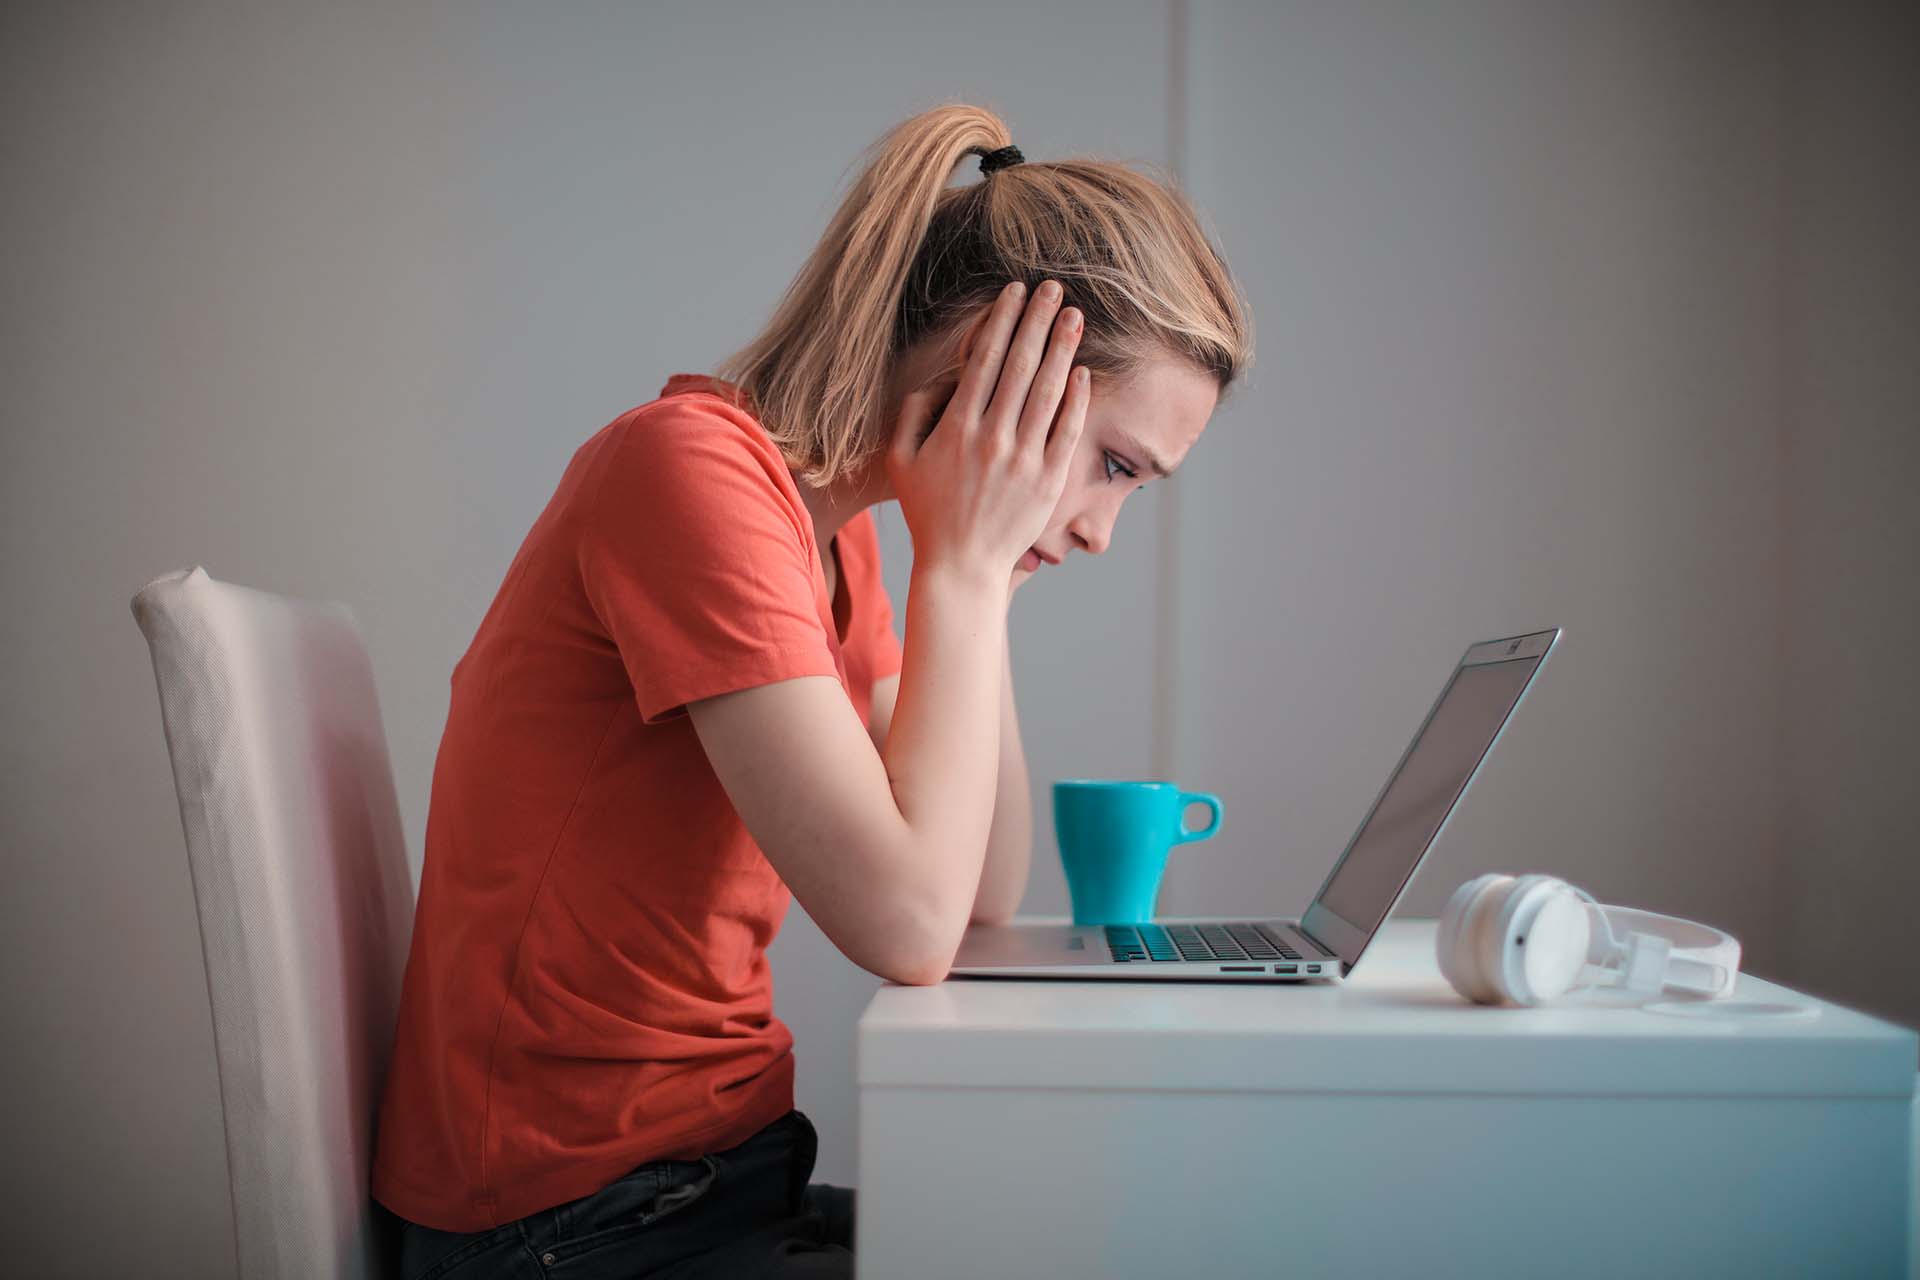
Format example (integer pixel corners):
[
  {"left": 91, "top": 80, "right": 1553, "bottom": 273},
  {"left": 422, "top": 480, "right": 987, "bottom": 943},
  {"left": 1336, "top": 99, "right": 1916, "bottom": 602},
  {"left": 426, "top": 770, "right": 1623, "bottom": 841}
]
[{"left": 371, "top": 103, "right": 1252, "bottom": 1279}]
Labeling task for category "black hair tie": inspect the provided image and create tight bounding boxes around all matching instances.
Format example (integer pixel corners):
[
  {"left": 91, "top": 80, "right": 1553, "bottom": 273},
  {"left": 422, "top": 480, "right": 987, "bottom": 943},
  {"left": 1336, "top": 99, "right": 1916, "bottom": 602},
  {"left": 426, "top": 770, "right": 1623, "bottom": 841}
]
[{"left": 979, "top": 144, "right": 1024, "bottom": 176}]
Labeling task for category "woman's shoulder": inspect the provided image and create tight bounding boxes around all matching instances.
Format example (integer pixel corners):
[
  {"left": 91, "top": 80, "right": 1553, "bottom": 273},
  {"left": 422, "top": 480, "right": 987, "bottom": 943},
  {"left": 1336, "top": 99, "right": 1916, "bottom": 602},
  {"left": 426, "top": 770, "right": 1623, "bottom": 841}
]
[
  {"left": 555, "top": 374, "right": 813, "bottom": 549},
  {"left": 580, "top": 374, "right": 792, "bottom": 489},
  {"left": 654, "top": 372, "right": 761, "bottom": 420},
  {"left": 606, "top": 373, "right": 770, "bottom": 452}
]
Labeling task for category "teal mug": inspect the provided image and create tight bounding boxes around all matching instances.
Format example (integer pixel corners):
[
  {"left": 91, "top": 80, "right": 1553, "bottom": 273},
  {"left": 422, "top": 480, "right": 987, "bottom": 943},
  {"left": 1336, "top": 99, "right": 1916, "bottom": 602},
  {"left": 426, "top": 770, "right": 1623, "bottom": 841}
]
[{"left": 1053, "top": 780, "right": 1224, "bottom": 925}]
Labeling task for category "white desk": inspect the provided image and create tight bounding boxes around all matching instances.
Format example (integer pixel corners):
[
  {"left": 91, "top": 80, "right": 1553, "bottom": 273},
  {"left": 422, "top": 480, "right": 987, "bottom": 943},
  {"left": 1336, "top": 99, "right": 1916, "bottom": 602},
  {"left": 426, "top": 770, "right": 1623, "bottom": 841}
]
[{"left": 856, "top": 918, "right": 1918, "bottom": 1279}]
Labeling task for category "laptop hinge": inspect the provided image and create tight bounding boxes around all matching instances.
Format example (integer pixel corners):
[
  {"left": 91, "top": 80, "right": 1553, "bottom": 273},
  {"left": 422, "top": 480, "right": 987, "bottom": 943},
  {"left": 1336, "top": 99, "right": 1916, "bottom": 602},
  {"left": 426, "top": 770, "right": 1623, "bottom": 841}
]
[{"left": 1297, "top": 925, "right": 1337, "bottom": 961}]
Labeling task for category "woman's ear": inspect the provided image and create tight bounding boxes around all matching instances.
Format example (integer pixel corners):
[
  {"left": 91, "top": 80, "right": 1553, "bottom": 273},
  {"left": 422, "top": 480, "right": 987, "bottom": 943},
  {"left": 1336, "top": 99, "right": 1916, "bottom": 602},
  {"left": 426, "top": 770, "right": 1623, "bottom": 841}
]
[
  {"left": 955, "top": 307, "right": 994, "bottom": 368},
  {"left": 915, "top": 379, "right": 959, "bottom": 449},
  {"left": 904, "top": 303, "right": 994, "bottom": 406}
]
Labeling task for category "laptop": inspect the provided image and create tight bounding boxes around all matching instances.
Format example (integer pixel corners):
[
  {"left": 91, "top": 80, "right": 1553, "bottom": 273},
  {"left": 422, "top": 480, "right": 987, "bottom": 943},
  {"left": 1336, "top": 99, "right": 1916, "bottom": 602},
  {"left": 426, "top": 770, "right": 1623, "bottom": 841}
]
[{"left": 950, "top": 627, "right": 1561, "bottom": 982}]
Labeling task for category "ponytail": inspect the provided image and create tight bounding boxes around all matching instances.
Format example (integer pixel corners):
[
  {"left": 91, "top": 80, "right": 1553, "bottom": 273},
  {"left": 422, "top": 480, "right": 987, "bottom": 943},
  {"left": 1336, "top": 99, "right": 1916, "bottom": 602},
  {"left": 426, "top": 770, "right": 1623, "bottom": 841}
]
[{"left": 713, "top": 103, "right": 1253, "bottom": 489}]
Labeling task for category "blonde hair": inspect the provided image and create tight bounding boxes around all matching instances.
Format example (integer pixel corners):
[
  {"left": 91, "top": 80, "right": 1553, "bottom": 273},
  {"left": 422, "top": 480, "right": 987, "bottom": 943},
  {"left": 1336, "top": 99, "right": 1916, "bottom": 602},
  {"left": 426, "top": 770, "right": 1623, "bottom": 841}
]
[{"left": 712, "top": 103, "right": 1255, "bottom": 488}]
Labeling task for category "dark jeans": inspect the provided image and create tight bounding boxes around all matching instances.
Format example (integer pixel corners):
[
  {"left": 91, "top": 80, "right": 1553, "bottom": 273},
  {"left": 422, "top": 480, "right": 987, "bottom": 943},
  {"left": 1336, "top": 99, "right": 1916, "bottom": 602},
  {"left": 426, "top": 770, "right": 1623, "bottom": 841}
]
[{"left": 391, "top": 1110, "right": 853, "bottom": 1279}]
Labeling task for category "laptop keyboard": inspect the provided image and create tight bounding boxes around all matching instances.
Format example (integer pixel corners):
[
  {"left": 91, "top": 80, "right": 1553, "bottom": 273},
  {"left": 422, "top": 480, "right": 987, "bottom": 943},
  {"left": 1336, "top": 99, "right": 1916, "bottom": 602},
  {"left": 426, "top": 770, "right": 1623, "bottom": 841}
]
[{"left": 1103, "top": 922, "right": 1304, "bottom": 964}]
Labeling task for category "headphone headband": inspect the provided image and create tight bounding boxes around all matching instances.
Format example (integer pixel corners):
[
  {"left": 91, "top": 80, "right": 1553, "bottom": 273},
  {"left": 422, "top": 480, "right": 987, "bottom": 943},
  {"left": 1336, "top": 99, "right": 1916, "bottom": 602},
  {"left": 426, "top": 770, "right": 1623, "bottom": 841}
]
[
  {"left": 1440, "top": 875, "right": 1742, "bottom": 1006},
  {"left": 1585, "top": 902, "right": 1742, "bottom": 997}
]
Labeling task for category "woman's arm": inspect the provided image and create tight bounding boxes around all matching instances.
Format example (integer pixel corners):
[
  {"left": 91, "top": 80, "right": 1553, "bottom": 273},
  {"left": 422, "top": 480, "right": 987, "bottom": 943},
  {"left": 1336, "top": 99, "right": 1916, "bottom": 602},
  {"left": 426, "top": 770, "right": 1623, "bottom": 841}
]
[
  {"left": 866, "top": 623, "right": 1032, "bottom": 928},
  {"left": 689, "top": 563, "right": 1005, "bottom": 987},
  {"left": 973, "top": 628, "right": 1031, "bottom": 924}
]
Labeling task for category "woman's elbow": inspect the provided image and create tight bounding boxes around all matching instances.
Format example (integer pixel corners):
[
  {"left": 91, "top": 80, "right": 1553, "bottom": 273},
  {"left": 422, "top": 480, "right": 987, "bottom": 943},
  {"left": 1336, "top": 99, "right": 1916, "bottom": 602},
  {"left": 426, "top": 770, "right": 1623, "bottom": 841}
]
[{"left": 869, "top": 939, "right": 954, "bottom": 986}]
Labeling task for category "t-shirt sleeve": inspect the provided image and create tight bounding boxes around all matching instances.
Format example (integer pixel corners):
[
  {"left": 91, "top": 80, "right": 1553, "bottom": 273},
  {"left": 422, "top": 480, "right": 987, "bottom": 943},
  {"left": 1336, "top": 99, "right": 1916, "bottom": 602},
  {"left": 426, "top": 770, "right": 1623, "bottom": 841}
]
[{"left": 574, "top": 401, "right": 841, "bottom": 724}]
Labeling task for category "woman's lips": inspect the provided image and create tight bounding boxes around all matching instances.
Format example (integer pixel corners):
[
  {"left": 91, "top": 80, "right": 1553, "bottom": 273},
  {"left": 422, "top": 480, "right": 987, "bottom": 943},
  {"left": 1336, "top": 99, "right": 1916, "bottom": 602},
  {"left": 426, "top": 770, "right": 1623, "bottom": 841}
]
[{"left": 1018, "top": 548, "right": 1042, "bottom": 572}]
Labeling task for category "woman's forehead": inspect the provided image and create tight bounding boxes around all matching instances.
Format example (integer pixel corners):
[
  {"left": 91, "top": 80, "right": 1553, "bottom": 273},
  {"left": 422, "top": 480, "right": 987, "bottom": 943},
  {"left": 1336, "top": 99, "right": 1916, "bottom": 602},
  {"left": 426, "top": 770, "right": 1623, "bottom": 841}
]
[{"left": 1090, "top": 358, "right": 1218, "bottom": 470}]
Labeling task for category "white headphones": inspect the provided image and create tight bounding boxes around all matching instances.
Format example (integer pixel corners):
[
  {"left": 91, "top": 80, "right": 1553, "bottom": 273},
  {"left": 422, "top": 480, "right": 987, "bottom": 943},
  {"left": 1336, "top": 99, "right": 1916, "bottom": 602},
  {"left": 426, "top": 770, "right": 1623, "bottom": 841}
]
[{"left": 1436, "top": 873, "right": 1743, "bottom": 1007}]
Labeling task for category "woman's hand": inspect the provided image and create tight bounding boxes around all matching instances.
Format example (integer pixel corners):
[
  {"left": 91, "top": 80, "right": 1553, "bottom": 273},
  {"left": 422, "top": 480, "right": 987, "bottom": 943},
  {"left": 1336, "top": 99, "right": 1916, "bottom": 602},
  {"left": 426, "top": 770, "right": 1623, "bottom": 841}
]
[{"left": 887, "top": 279, "right": 1090, "bottom": 587}]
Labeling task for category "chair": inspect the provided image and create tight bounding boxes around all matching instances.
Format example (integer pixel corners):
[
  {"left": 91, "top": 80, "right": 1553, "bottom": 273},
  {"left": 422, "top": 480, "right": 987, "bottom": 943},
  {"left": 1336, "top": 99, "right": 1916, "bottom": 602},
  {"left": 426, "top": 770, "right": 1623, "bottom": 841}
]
[{"left": 132, "top": 566, "right": 416, "bottom": 1278}]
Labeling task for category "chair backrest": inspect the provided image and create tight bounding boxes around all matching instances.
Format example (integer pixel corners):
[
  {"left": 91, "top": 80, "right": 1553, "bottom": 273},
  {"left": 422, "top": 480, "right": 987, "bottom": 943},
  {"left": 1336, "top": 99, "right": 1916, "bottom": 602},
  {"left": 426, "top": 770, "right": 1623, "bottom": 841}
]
[{"left": 132, "top": 566, "right": 415, "bottom": 1279}]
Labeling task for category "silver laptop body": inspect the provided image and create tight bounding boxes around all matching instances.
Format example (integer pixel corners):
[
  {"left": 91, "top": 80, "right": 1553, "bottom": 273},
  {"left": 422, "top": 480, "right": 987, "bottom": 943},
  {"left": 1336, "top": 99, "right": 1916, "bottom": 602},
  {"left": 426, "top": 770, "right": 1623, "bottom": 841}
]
[{"left": 950, "top": 628, "right": 1561, "bottom": 983}]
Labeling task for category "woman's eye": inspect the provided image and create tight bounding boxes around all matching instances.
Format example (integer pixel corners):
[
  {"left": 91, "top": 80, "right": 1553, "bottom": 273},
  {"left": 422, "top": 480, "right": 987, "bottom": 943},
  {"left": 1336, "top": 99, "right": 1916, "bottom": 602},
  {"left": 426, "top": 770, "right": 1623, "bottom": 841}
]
[{"left": 1102, "top": 451, "right": 1138, "bottom": 484}]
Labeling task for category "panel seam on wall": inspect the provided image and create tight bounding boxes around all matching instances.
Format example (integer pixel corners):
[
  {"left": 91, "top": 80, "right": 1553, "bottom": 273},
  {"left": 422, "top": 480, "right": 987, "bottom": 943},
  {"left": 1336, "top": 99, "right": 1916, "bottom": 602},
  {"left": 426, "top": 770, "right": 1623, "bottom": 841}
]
[{"left": 1153, "top": 0, "right": 1190, "bottom": 910}]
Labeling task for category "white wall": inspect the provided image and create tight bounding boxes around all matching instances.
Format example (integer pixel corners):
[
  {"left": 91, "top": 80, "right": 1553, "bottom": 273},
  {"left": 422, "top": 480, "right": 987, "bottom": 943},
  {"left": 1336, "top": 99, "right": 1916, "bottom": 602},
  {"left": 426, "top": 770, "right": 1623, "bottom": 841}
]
[
  {"left": 1163, "top": 0, "right": 1790, "bottom": 958},
  {"left": 1, "top": 3, "right": 1912, "bottom": 1278},
  {"left": 1776, "top": 1, "right": 1920, "bottom": 1030}
]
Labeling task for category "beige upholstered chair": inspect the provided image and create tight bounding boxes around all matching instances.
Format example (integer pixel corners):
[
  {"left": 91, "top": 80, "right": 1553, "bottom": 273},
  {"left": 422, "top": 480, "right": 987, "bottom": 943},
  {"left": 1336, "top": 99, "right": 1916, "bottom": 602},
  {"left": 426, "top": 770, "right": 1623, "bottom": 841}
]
[{"left": 133, "top": 566, "right": 415, "bottom": 1278}]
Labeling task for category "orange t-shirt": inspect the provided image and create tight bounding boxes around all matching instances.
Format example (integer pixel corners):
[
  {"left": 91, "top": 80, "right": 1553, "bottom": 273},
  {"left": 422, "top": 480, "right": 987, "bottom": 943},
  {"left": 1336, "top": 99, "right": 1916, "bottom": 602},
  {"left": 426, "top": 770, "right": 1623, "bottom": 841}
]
[{"left": 370, "top": 373, "right": 904, "bottom": 1232}]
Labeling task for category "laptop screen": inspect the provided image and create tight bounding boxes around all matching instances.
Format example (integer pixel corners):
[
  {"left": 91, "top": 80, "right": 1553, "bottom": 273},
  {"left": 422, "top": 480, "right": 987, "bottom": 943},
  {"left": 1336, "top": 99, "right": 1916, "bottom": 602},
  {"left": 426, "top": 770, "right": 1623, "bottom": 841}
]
[{"left": 1302, "top": 630, "right": 1557, "bottom": 969}]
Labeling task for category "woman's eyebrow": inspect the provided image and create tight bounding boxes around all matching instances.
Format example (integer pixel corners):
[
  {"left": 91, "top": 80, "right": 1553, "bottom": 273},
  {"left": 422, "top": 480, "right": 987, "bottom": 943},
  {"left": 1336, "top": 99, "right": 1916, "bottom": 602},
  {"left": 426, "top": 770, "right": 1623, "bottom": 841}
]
[{"left": 1114, "top": 428, "right": 1173, "bottom": 478}]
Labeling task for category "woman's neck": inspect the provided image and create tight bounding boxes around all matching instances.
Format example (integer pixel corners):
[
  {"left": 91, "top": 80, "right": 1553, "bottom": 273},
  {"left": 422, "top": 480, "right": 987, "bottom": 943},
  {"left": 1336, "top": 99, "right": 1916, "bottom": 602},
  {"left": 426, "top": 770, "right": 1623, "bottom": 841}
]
[{"left": 791, "top": 456, "right": 893, "bottom": 554}]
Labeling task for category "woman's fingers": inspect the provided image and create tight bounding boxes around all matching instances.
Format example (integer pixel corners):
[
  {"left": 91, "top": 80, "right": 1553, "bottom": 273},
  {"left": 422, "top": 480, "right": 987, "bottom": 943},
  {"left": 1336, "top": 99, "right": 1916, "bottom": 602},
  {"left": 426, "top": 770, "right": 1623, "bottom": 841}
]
[
  {"left": 949, "top": 281, "right": 1029, "bottom": 432},
  {"left": 984, "top": 280, "right": 1064, "bottom": 438},
  {"left": 889, "top": 278, "right": 1092, "bottom": 582},
  {"left": 1044, "top": 366, "right": 1092, "bottom": 479},
  {"left": 1016, "top": 305, "right": 1081, "bottom": 455}
]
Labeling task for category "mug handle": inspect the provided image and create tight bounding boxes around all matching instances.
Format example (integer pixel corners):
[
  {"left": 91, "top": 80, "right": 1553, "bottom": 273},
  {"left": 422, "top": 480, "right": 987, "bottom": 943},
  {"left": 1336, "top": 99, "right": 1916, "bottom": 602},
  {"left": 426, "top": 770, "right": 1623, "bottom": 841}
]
[{"left": 1173, "top": 792, "right": 1223, "bottom": 844}]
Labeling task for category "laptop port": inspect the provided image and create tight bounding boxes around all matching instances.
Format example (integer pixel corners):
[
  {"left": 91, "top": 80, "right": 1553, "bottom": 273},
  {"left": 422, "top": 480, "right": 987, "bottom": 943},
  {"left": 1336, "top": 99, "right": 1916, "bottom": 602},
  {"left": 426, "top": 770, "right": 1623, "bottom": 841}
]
[
  {"left": 1306, "top": 964, "right": 1322, "bottom": 974},
  {"left": 1219, "top": 965, "right": 1262, "bottom": 972},
  {"left": 1277, "top": 964, "right": 1298, "bottom": 975}
]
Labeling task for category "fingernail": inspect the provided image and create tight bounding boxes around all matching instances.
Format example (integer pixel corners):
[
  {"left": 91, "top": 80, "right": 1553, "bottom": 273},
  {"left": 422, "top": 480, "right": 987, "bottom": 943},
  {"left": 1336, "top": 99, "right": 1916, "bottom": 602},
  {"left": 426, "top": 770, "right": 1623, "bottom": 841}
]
[
  {"left": 1041, "top": 280, "right": 1062, "bottom": 301},
  {"left": 1063, "top": 308, "right": 1082, "bottom": 331},
  {"left": 1008, "top": 281, "right": 1026, "bottom": 299}
]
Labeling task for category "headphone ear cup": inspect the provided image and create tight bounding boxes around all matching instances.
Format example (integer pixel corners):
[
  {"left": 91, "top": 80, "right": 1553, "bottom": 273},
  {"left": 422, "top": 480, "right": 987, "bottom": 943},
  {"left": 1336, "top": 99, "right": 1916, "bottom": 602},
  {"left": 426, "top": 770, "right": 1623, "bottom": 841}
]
[
  {"left": 1436, "top": 874, "right": 1500, "bottom": 998},
  {"left": 1454, "top": 875, "right": 1518, "bottom": 1004},
  {"left": 1470, "top": 875, "right": 1531, "bottom": 1003},
  {"left": 1499, "top": 876, "right": 1581, "bottom": 1005},
  {"left": 1518, "top": 886, "right": 1593, "bottom": 1003}
]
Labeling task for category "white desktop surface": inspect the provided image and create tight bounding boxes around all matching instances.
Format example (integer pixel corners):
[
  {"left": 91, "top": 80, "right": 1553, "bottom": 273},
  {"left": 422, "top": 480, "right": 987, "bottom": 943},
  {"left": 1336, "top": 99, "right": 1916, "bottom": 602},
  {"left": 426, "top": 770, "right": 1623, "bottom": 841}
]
[{"left": 856, "top": 918, "right": 1919, "bottom": 1279}]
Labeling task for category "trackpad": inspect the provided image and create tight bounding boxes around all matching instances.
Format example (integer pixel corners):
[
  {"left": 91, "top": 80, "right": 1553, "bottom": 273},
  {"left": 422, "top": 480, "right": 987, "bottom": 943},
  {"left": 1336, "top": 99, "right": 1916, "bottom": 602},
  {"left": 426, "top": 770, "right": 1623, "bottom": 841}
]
[{"left": 953, "top": 922, "right": 1109, "bottom": 967}]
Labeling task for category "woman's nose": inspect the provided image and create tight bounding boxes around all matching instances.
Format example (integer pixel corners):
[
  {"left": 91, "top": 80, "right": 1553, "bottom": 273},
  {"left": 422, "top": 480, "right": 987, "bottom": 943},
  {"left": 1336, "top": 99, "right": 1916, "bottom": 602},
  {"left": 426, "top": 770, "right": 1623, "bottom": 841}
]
[{"left": 1068, "top": 511, "right": 1113, "bottom": 556}]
